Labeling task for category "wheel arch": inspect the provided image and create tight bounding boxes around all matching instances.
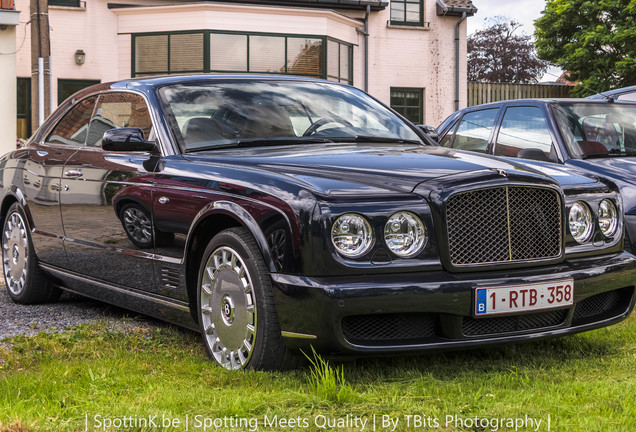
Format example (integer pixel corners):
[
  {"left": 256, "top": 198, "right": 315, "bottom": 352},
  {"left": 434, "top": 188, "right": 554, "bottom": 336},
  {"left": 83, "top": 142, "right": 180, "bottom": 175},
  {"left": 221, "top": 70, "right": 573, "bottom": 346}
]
[
  {"left": 112, "top": 196, "right": 151, "bottom": 216},
  {"left": 1, "top": 189, "right": 29, "bottom": 227},
  {"left": 184, "top": 200, "right": 279, "bottom": 324}
]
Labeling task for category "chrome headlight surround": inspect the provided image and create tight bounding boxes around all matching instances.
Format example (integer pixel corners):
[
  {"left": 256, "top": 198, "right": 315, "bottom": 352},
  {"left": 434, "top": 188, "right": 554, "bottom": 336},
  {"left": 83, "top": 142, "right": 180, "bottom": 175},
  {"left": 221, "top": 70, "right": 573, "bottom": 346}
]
[
  {"left": 331, "top": 213, "right": 374, "bottom": 258},
  {"left": 569, "top": 201, "right": 594, "bottom": 244},
  {"left": 384, "top": 211, "right": 427, "bottom": 258},
  {"left": 598, "top": 199, "right": 618, "bottom": 237}
]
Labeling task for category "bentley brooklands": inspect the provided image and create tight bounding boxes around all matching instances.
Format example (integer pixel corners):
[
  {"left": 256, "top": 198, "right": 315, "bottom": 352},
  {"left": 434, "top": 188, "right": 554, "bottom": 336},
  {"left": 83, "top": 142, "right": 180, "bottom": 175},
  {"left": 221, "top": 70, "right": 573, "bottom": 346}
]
[{"left": 1, "top": 75, "right": 635, "bottom": 370}]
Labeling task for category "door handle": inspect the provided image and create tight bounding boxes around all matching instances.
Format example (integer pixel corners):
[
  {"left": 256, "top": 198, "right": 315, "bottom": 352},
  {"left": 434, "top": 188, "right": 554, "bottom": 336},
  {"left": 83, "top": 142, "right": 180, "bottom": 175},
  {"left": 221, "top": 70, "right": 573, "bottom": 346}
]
[{"left": 64, "top": 169, "right": 83, "bottom": 177}]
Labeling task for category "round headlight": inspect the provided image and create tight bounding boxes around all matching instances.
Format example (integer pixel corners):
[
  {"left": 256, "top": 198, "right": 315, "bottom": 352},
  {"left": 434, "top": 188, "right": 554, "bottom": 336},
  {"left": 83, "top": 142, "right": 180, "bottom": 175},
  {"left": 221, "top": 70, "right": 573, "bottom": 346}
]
[
  {"left": 384, "top": 212, "right": 427, "bottom": 258},
  {"left": 598, "top": 199, "right": 618, "bottom": 237},
  {"left": 331, "top": 213, "right": 374, "bottom": 258},
  {"left": 569, "top": 201, "right": 594, "bottom": 243}
]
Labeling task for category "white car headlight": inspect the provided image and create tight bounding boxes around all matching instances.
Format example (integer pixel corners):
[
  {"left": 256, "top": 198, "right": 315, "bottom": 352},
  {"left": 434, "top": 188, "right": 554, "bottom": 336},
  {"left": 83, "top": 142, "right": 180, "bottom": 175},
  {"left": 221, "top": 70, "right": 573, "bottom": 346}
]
[
  {"left": 569, "top": 201, "right": 594, "bottom": 243},
  {"left": 598, "top": 199, "right": 618, "bottom": 237},
  {"left": 384, "top": 212, "right": 427, "bottom": 258},
  {"left": 331, "top": 213, "right": 374, "bottom": 258}
]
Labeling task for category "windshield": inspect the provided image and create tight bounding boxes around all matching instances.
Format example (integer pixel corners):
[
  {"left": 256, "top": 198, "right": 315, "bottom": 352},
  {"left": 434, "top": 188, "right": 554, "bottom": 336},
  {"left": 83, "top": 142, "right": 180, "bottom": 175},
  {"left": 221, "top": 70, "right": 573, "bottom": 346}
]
[
  {"left": 552, "top": 103, "right": 636, "bottom": 158},
  {"left": 158, "top": 80, "right": 422, "bottom": 152}
]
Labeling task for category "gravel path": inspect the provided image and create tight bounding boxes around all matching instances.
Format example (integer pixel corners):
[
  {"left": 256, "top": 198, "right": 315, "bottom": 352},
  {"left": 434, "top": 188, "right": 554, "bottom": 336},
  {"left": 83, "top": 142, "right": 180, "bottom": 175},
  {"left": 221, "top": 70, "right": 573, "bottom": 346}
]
[{"left": 0, "top": 281, "right": 165, "bottom": 341}]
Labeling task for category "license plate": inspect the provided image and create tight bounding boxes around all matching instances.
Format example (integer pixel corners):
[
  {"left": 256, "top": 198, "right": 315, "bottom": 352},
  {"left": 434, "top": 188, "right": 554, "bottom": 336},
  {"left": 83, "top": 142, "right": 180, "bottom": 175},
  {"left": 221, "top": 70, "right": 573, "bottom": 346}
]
[{"left": 475, "top": 279, "right": 574, "bottom": 316}]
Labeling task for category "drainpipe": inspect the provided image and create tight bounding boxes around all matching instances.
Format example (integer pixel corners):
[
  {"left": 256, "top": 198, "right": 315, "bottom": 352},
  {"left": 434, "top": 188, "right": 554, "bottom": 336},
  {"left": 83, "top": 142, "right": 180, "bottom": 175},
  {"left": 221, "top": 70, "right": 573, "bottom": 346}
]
[
  {"left": 49, "top": 55, "right": 54, "bottom": 114},
  {"left": 455, "top": 11, "right": 467, "bottom": 111},
  {"left": 38, "top": 57, "right": 44, "bottom": 125},
  {"left": 356, "top": 5, "right": 370, "bottom": 92}
]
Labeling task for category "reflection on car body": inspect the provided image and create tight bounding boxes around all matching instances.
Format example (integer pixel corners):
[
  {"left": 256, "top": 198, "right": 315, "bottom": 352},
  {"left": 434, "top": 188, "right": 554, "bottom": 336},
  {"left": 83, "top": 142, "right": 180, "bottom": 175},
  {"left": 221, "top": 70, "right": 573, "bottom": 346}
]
[{"left": 1, "top": 76, "right": 635, "bottom": 371}]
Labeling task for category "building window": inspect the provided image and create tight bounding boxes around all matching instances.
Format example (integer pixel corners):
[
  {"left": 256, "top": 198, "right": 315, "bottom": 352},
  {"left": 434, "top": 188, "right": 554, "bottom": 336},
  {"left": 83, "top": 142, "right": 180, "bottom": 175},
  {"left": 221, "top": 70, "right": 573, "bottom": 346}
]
[
  {"left": 58, "top": 79, "right": 100, "bottom": 105},
  {"left": 209, "top": 32, "right": 324, "bottom": 78},
  {"left": 327, "top": 39, "right": 352, "bottom": 84},
  {"left": 390, "top": 0, "right": 423, "bottom": 26},
  {"left": 133, "top": 31, "right": 346, "bottom": 82},
  {"left": 134, "top": 32, "right": 205, "bottom": 76},
  {"left": 391, "top": 88, "right": 423, "bottom": 124},
  {"left": 17, "top": 78, "right": 31, "bottom": 139},
  {"left": 49, "top": 0, "right": 81, "bottom": 7}
]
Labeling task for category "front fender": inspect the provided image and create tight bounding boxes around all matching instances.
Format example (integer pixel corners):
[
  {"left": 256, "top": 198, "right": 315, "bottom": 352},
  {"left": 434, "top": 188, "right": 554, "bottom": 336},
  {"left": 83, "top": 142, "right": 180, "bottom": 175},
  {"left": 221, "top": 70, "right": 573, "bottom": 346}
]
[{"left": 185, "top": 200, "right": 279, "bottom": 273}]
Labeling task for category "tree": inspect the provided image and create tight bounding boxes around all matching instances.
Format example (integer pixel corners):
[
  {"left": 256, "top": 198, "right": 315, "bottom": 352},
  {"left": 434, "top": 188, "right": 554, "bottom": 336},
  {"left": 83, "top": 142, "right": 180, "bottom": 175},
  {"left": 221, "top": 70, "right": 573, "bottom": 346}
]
[
  {"left": 535, "top": 0, "right": 636, "bottom": 96},
  {"left": 468, "top": 17, "right": 547, "bottom": 84}
]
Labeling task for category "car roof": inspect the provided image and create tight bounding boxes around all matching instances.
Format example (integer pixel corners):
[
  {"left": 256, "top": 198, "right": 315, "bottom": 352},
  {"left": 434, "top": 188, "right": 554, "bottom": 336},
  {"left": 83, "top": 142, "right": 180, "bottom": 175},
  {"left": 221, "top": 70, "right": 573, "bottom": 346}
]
[
  {"left": 56, "top": 74, "right": 348, "bottom": 109},
  {"left": 459, "top": 97, "right": 636, "bottom": 111},
  {"left": 586, "top": 85, "right": 636, "bottom": 99},
  {"left": 116, "top": 74, "right": 340, "bottom": 91}
]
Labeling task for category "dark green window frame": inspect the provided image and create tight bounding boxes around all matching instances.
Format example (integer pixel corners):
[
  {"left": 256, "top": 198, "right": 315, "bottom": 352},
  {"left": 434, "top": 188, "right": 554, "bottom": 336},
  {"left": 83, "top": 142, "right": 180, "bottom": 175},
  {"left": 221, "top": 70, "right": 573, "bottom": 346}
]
[
  {"left": 49, "top": 0, "right": 82, "bottom": 7},
  {"left": 390, "top": 87, "right": 424, "bottom": 124},
  {"left": 327, "top": 38, "right": 353, "bottom": 85},
  {"left": 390, "top": 0, "right": 424, "bottom": 26},
  {"left": 209, "top": 31, "right": 324, "bottom": 78},
  {"left": 58, "top": 79, "right": 101, "bottom": 105},
  {"left": 133, "top": 31, "right": 207, "bottom": 77},
  {"left": 17, "top": 78, "right": 31, "bottom": 139},
  {"left": 132, "top": 30, "right": 353, "bottom": 84}
]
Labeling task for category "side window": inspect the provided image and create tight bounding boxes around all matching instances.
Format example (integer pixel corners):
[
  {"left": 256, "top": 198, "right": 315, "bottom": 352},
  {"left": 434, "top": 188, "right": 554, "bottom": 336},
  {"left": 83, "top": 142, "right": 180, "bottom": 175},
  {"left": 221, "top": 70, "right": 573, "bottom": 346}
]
[
  {"left": 495, "top": 106, "right": 553, "bottom": 158},
  {"left": 85, "top": 93, "right": 153, "bottom": 147},
  {"left": 47, "top": 96, "right": 98, "bottom": 146},
  {"left": 447, "top": 108, "right": 499, "bottom": 153}
]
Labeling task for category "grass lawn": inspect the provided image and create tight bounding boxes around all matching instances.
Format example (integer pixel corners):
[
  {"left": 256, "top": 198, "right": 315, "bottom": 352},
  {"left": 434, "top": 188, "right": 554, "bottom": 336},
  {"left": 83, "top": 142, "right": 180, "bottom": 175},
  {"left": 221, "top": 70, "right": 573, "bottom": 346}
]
[{"left": 0, "top": 312, "right": 634, "bottom": 432}]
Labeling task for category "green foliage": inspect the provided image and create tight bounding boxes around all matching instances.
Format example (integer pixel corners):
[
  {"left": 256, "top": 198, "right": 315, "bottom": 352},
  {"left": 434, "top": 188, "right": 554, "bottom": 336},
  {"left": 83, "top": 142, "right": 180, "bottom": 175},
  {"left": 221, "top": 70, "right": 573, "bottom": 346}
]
[
  {"left": 535, "top": 0, "right": 636, "bottom": 96},
  {"left": 304, "top": 347, "right": 357, "bottom": 404}
]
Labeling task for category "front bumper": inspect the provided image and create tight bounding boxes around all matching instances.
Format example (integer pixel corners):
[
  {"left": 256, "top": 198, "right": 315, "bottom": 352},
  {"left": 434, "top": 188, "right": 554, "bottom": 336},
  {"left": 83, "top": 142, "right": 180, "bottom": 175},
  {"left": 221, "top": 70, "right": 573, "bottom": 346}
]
[{"left": 270, "top": 252, "right": 636, "bottom": 355}]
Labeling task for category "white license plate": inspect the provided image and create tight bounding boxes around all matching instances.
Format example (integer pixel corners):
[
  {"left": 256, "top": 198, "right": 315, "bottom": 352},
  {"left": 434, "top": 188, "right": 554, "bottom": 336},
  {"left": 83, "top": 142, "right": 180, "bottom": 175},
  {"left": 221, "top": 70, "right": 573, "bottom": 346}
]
[{"left": 475, "top": 279, "right": 574, "bottom": 316}]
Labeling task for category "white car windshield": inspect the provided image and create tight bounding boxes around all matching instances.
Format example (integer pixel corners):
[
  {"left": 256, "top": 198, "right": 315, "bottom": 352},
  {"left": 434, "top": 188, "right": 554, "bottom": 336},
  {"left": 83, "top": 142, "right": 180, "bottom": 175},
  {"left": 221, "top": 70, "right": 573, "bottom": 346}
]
[{"left": 157, "top": 80, "right": 422, "bottom": 152}]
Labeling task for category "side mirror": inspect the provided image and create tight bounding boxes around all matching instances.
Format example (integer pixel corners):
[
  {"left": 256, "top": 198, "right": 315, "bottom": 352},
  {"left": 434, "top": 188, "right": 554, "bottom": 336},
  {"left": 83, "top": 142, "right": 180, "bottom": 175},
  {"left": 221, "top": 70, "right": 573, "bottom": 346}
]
[
  {"left": 102, "top": 127, "right": 158, "bottom": 153},
  {"left": 416, "top": 125, "right": 439, "bottom": 143},
  {"left": 516, "top": 148, "right": 553, "bottom": 163}
]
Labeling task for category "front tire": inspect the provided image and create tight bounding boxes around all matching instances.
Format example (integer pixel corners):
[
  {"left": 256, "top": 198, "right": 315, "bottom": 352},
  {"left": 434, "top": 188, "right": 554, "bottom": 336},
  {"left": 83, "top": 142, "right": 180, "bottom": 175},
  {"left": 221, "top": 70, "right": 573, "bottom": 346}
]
[
  {"left": 2, "top": 203, "right": 61, "bottom": 304},
  {"left": 196, "top": 227, "right": 297, "bottom": 370}
]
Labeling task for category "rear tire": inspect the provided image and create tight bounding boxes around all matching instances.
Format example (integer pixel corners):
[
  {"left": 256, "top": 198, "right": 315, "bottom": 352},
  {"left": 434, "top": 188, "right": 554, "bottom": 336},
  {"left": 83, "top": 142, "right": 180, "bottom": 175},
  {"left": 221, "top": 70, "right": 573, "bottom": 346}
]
[
  {"left": 2, "top": 203, "right": 61, "bottom": 304},
  {"left": 196, "top": 227, "right": 299, "bottom": 370}
]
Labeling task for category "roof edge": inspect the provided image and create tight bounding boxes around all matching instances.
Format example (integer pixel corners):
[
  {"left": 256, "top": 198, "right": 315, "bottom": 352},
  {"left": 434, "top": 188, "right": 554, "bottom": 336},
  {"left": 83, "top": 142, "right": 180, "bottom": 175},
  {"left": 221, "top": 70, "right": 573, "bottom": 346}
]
[
  {"left": 435, "top": 0, "right": 477, "bottom": 17},
  {"left": 108, "top": 0, "right": 388, "bottom": 12}
]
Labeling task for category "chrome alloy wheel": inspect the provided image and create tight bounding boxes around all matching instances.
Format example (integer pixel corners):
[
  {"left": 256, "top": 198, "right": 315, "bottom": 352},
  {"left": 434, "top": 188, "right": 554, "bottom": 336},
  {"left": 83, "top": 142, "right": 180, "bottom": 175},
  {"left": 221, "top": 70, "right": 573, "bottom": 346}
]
[
  {"left": 200, "top": 246, "right": 257, "bottom": 370},
  {"left": 2, "top": 211, "right": 29, "bottom": 296},
  {"left": 122, "top": 207, "right": 152, "bottom": 244}
]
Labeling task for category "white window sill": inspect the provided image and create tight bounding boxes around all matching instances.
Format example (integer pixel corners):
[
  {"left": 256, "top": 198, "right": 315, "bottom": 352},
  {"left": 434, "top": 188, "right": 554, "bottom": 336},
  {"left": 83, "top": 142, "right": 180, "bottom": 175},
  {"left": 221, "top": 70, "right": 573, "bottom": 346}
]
[{"left": 386, "top": 22, "right": 431, "bottom": 31}]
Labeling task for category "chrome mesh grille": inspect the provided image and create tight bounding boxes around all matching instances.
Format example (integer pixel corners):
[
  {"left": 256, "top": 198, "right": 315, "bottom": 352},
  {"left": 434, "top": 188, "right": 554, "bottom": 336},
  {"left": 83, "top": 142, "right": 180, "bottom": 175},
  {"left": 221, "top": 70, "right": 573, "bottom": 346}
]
[{"left": 447, "top": 186, "right": 562, "bottom": 266}]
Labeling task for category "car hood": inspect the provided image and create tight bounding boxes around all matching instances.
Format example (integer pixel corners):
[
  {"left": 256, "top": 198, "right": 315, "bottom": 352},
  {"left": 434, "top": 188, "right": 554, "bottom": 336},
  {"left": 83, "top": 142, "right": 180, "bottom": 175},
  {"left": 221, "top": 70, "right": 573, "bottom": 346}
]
[
  {"left": 568, "top": 157, "right": 636, "bottom": 214},
  {"left": 184, "top": 144, "right": 562, "bottom": 196}
]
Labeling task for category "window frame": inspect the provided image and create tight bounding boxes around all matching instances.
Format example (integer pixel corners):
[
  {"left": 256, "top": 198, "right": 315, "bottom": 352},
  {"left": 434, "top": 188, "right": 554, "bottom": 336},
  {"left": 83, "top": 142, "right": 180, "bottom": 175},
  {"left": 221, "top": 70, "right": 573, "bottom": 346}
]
[
  {"left": 390, "top": 0, "right": 424, "bottom": 26},
  {"left": 17, "top": 77, "right": 31, "bottom": 139},
  {"left": 131, "top": 30, "right": 353, "bottom": 84},
  {"left": 45, "top": 95, "right": 99, "bottom": 147},
  {"left": 494, "top": 105, "right": 555, "bottom": 159},
  {"left": 48, "top": 0, "right": 81, "bottom": 7},
  {"left": 58, "top": 79, "right": 101, "bottom": 105},
  {"left": 390, "top": 87, "right": 424, "bottom": 124},
  {"left": 443, "top": 107, "right": 500, "bottom": 153}
]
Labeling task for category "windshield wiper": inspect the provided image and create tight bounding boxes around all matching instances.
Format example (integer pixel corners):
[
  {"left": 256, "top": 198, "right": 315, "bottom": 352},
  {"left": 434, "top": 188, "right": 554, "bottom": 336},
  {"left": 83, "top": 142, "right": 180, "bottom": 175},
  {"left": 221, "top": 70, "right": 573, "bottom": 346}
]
[
  {"left": 185, "top": 137, "right": 334, "bottom": 153},
  {"left": 330, "top": 135, "right": 423, "bottom": 145}
]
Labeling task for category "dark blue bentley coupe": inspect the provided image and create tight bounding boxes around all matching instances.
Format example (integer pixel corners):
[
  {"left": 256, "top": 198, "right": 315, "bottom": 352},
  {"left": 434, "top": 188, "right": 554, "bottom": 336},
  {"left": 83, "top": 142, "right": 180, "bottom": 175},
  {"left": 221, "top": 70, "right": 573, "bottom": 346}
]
[
  {"left": 1, "top": 76, "right": 635, "bottom": 370},
  {"left": 432, "top": 98, "right": 636, "bottom": 254}
]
